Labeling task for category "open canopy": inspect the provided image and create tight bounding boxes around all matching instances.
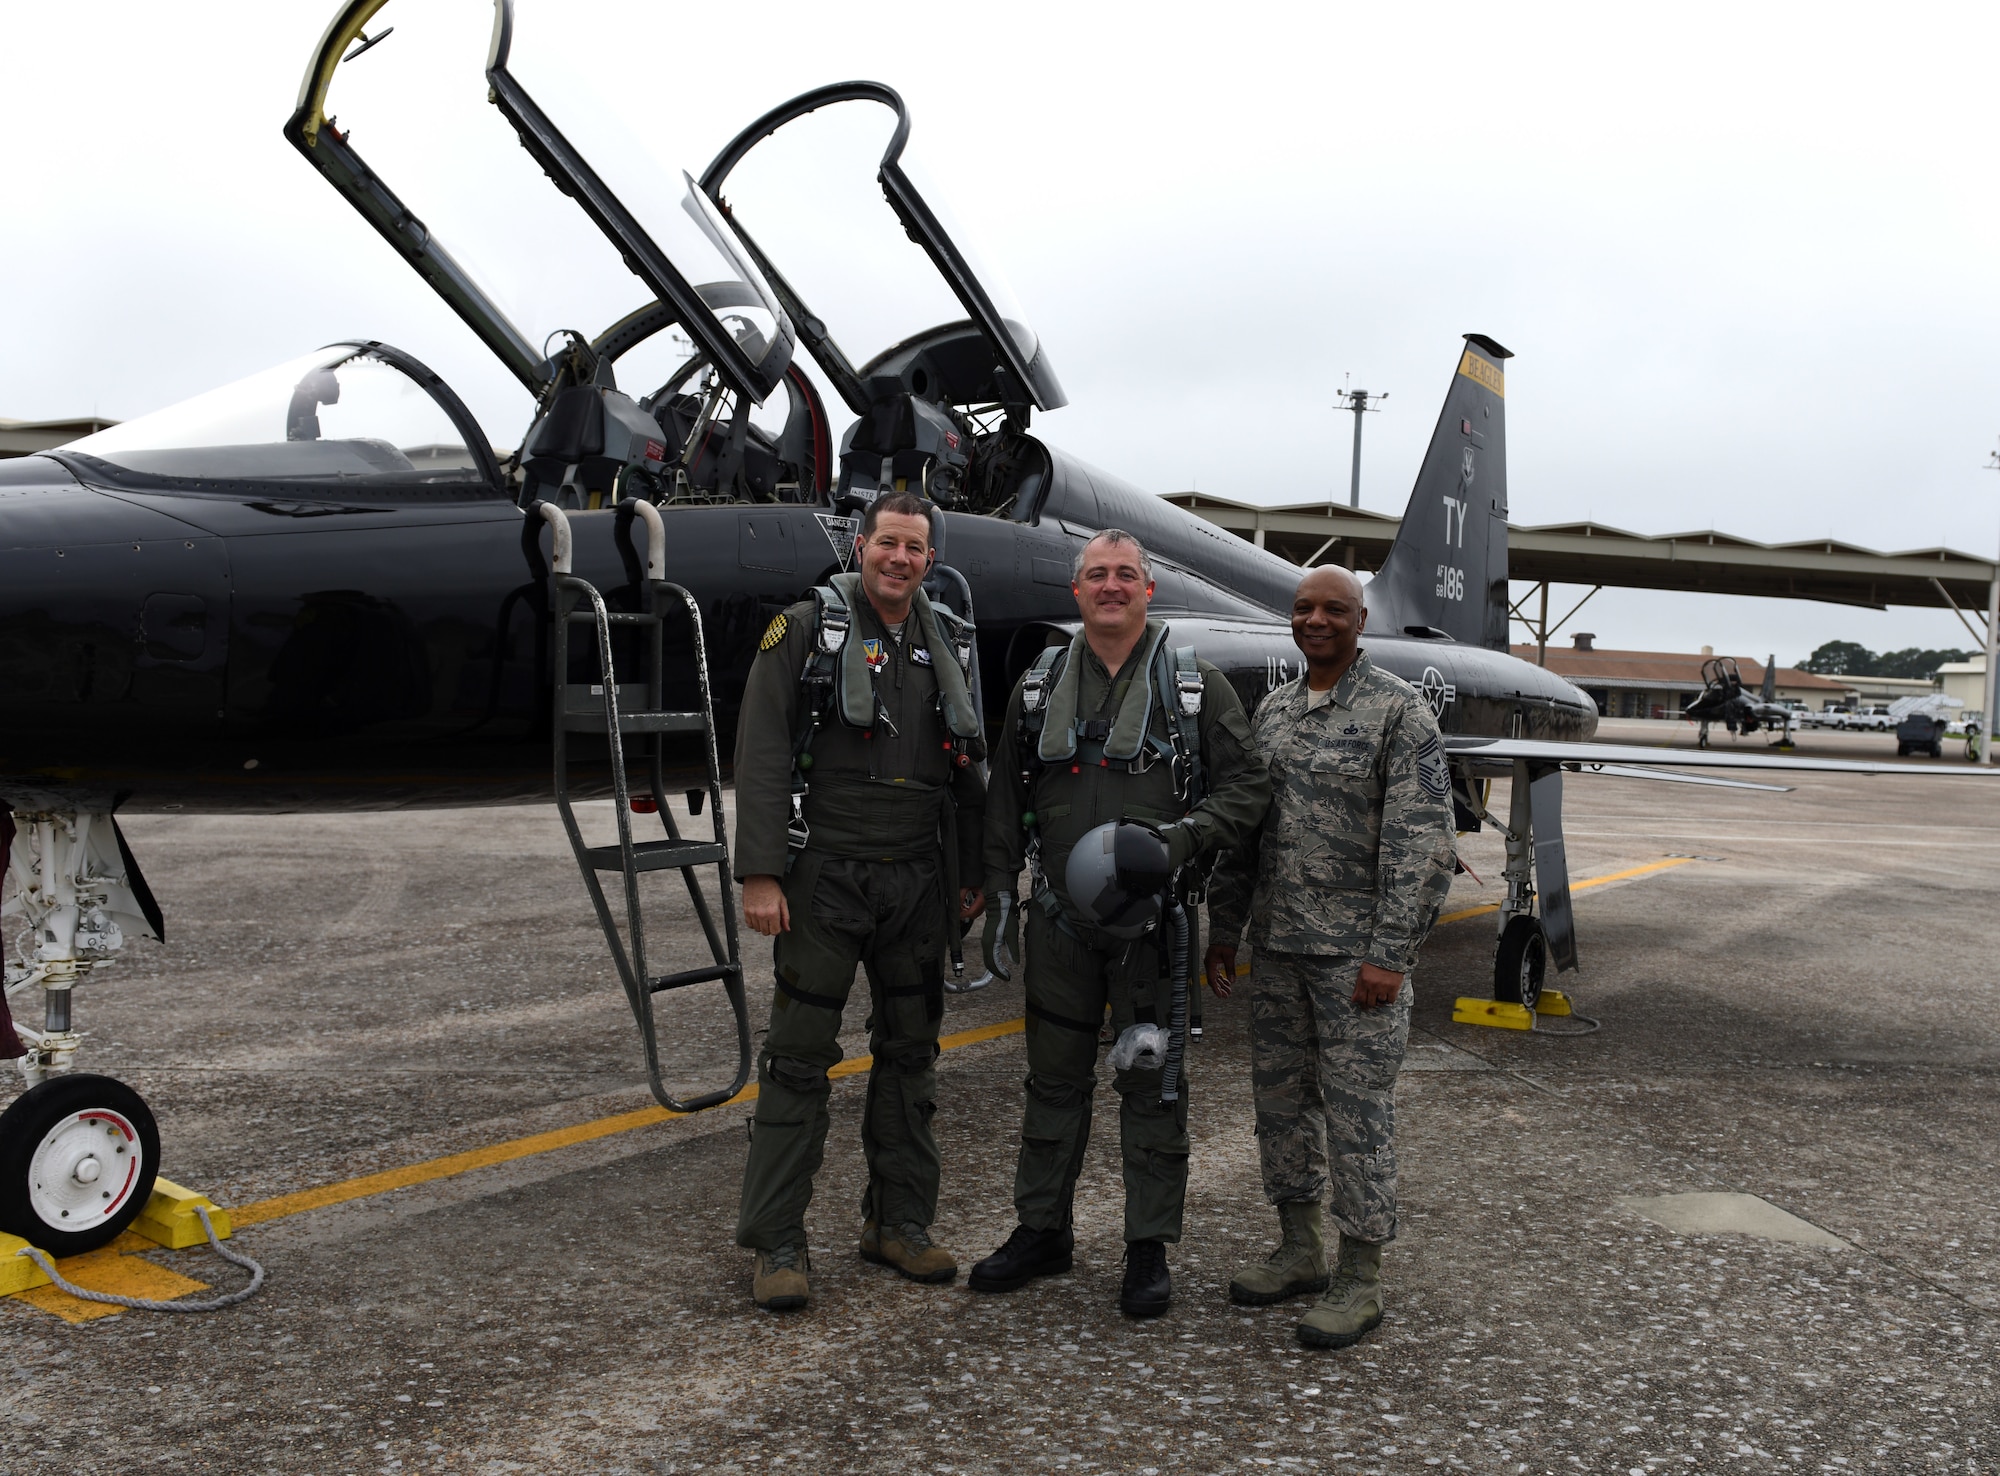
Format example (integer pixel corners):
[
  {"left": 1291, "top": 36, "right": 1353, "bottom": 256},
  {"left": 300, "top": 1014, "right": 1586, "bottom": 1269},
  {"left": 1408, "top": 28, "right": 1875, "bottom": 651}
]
[
  {"left": 699, "top": 83, "right": 1065, "bottom": 419},
  {"left": 285, "top": 0, "right": 795, "bottom": 403}
]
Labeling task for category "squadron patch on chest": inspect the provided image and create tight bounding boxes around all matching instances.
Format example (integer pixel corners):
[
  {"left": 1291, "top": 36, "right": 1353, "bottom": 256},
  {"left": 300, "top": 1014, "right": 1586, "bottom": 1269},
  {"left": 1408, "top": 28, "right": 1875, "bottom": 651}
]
[
  {"left": 862, "top": 638, "right": 889, "bottom": 670},
  {"left": 911, "top": 646, "right": 933, "bottom": 665},
  {"left": 758, "top": 613, "right": 788, "bottom": 651},
  {"left": 1415, "top": 733, "right": 1451, "bottom": 800}
]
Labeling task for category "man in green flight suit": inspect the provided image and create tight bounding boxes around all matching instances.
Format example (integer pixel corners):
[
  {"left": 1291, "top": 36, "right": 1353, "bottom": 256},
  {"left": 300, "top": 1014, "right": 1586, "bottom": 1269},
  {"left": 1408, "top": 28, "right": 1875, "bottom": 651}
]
[
  {"left": 970, "top": 529, "right": 1271, "bottom": 1317},
  {"left": 1205, "top": 564, "right": 1457, "bottom": 1348},
  {"left": 732, "top": 491, "right": 986, "bottom": 1312}
]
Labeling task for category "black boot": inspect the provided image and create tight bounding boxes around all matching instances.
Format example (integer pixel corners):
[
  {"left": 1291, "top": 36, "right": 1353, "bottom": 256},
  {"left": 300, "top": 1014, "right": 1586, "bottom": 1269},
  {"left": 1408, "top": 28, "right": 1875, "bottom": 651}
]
[
  {"left": 1121, "top": 1239, "right": 1171, "bottom": 1318},
  {"left": 968, "top": 1224, "right": 1075, "bottom": 1293}
]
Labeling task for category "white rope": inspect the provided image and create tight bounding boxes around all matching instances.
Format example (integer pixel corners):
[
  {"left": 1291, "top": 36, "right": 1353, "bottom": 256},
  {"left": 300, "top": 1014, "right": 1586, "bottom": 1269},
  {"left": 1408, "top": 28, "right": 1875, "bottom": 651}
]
[{"left": 14, "top": 1205, "right": 264, "bottom": 1313}]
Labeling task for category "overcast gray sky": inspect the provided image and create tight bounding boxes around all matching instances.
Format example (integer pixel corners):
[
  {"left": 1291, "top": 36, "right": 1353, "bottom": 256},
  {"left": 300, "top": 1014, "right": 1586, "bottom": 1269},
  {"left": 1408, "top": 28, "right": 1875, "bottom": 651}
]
[{"left": 5, "top": 0, "right": 1996, "bottom": 665}]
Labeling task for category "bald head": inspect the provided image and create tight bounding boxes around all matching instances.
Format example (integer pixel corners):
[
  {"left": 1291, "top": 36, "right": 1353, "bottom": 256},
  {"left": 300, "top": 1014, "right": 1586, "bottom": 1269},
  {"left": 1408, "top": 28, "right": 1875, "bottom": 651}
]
[
  {"left": 1290, "top": 564, "right": 1367, "bottom": 689},
  {"left": 1295, "top": 564, "right": 1364, "bottom": 606}
]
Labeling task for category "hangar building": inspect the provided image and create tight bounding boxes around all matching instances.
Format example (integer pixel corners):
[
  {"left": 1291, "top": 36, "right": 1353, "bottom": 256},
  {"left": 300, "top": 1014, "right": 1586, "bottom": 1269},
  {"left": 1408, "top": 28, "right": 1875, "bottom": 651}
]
[{"left": 1520, "top": 635, "right": 1850, "bottom": 718}]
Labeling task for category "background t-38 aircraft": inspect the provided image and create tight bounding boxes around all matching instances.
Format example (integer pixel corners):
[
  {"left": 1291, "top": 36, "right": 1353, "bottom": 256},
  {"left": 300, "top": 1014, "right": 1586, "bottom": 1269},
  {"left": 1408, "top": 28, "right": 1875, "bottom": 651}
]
[{"left": 2, "top": 0, "right": 1987, "bottom": 1254}]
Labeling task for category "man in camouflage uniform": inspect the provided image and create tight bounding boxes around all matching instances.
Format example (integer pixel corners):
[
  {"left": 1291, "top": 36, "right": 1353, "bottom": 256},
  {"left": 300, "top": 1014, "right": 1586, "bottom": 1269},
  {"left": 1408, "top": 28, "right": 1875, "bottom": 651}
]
[
  {"left": 971, "top": 529, "right": 1270, "bottom": 1318},
  {"left": 731, "top": 491, "right": 985, "bottom": 1312},
  {"left": 1206, "top": 564, "right": 1456, "bottom": 1348}
]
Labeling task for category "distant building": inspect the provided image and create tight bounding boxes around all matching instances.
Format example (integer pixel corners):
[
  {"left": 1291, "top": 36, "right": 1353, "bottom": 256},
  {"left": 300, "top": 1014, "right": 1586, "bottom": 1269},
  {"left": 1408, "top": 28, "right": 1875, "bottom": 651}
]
[
  {"left": 1512, "top": 634, "right": 1853, "bottom": 719},
  {"left": 1843, "top": 674, "right": 1945, "bottom": 705},
  {"left": 1937, "top": 658, "right": 1987, "bottom": 712},
  {"left": 0, "top": 416, "right": 116, "bottom": 458}
]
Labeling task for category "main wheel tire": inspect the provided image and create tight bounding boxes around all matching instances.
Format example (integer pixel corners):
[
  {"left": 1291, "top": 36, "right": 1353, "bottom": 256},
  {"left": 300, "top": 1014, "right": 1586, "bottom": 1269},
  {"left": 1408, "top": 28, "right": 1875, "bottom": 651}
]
[
  {"left": 1493, "top": 916, "right": 1548, "bottom": 1012},
  {"left": 0, "top": 1074, "right": 159, "bottom": 1256}
]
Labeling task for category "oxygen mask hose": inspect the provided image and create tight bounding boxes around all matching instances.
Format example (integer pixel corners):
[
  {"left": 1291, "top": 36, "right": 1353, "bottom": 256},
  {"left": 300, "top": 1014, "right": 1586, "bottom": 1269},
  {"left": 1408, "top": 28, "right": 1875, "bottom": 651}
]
[{"left": 1159, "top": 900, "right": 1190, "bottom": 1103}]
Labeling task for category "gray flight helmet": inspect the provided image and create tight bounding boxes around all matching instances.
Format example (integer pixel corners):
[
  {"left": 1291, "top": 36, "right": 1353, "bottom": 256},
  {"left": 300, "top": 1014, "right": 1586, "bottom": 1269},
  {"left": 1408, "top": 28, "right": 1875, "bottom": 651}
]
[{"left": 1065, "top": 821, "right": 1172, "bottom": 940}]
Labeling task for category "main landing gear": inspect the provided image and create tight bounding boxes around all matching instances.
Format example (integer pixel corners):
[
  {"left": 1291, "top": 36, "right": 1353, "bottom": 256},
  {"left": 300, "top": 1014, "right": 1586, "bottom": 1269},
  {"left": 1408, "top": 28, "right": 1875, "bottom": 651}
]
[
  {"left": 2, "top": 811, "right": 163, "bottom": 1252},
  {"left": 1449, "top": 758, "right": 1589, "bottom": 1032},
  {"left": 1493, "top": 914, "right": 1548, "bottom": 1013}
]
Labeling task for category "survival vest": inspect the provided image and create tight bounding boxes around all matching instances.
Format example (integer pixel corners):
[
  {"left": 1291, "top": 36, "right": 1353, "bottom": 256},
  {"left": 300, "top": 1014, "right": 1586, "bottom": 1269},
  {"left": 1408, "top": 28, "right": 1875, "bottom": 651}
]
[
  {"left": 785, "top": 571, "right": 984, "bottom": 856},
  {"left": 1017, "top": 624, "right": 1207, "bottom": 809}
]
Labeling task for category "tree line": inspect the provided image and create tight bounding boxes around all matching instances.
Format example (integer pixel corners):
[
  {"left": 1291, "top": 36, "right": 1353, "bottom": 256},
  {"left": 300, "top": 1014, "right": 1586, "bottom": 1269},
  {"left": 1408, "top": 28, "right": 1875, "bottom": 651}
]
[{"left": 1799, "top": 641, "right": 1975, "bottom": 679}]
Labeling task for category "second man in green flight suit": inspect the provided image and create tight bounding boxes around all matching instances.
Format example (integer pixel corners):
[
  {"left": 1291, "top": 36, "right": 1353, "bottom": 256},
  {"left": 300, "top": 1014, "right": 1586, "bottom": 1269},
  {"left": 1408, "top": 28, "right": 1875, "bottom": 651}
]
[{"left": 970, "top": 529, "right": 1270, "bottom": 1317}]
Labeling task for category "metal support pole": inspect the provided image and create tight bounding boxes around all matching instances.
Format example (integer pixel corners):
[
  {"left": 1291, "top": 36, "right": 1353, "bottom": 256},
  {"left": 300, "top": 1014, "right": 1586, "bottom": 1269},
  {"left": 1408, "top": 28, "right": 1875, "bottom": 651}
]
[
  {"left": 1349, "top": 401, "right": 1365, "bottom": 511},
  {"left": 1536, "top": 583, "right": 1550, "bottom": 667},
  {"left": 1984, "top": 570, "right": 1997, "bottom": 765}
]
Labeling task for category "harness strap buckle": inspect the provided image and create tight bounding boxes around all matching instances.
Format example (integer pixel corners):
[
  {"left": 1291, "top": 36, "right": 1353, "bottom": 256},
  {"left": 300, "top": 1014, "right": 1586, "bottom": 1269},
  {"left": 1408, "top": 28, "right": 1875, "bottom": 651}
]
[
  {"left": 817, "top": 606, "right": 850, "bottom": 656},
  {"left": 1175, "top": 668, "right": 1204, "bottom": 718}
]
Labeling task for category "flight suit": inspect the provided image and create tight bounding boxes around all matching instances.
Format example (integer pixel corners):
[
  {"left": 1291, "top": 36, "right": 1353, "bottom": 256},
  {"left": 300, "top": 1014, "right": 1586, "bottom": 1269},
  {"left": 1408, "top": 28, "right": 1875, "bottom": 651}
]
[
  {"left": 732, "top": 574, "right": 984, "bottom": 1251},
  {"left": 984, "top": 623, "right": 1269, "bottom": 1244},
  {"left": 1207, "top": 651, "right": 1456, "bottom": 1244}
]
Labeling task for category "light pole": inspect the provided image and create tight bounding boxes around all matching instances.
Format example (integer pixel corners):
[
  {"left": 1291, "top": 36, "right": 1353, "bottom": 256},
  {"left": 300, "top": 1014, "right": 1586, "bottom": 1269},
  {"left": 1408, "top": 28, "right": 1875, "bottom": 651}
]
[
  {"left": 1333, "top": 376, "right": 1387, "bottom": 512},
  {"left": 1333, "top": 377, "right": 1386, "bottom": 571}
]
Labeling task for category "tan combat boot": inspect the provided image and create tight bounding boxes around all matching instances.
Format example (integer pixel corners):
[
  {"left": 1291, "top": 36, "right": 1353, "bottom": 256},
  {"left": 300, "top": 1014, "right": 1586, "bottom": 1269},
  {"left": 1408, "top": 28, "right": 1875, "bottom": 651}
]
[
  {"left": 860, "top": 1219, "right": 959, "bottom": 1284},
  {"left": 752, "top": 1243, "right": 811, "bottom": 1312},
  {"left": 1296, "top": 1235, "right": 1383, "bottom": 1348},
  {"left": 1228, "top": 1201, "right": 1329, "bottom": 1305}
]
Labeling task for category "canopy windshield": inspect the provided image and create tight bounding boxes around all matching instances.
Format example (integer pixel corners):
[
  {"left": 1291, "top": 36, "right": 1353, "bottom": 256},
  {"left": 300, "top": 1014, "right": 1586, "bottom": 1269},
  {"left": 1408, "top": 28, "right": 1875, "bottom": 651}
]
[
  {"left": 288, "top": 0, "right": 791, "bottom": 404},
  {"left": 701, "top": 86, "right": 1064, "bottom": 414},
  {"left": 61, "top": 344, "right": 496, "bottom": 490}
]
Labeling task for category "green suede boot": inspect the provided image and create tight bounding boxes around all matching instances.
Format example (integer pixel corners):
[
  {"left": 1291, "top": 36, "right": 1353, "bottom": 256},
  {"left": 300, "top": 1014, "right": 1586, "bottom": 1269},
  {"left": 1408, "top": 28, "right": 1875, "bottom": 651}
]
[
  {"left": 1228, "top": 1201, "right": 1329, "bottom": 1306},
  {"left": 1296, "top": 1235, "right": 1383, "bottom": 1348}
]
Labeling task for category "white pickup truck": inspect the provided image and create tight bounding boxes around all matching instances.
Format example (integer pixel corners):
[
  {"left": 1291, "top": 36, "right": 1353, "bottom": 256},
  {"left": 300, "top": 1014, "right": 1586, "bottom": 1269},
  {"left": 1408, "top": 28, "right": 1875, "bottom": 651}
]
[{"left": 1848, "top": 705, "right": 1896, "bottom": 732}]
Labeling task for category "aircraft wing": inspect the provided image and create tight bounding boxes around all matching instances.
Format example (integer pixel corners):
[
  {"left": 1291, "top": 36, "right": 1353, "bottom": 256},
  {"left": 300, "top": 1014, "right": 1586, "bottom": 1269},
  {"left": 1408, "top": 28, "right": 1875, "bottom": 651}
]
[{"left": 1445, "top": 735, "right": 2000, "bottom": 778}]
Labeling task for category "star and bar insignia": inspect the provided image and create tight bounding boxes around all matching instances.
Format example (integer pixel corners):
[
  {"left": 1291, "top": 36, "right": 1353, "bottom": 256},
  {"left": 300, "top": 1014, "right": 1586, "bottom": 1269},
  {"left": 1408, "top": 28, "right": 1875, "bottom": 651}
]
[{"left": 758, "top": 613, "right": 788, "bottom": 651}]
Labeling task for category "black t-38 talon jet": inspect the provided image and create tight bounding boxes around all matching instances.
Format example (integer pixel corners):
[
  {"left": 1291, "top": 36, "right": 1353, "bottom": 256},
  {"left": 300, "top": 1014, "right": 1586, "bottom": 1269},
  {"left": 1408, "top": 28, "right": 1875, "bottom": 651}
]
[
  {"left": 2, "top": 0, "right": 1990, "bottom": 1253},
  {"left": 1682, "top": 654, "right": 1798, "bottom": 748}
]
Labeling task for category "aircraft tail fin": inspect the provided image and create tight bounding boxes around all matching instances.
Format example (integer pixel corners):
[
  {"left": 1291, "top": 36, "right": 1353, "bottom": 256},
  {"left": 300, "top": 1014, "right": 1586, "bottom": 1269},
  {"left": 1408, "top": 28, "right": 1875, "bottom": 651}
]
[
  {"left": 1364, "top": 335, "right": 1511, "bottom": 649},
  {"left": 1762, "top": 655, "right": 1778, "bottom": 702}
]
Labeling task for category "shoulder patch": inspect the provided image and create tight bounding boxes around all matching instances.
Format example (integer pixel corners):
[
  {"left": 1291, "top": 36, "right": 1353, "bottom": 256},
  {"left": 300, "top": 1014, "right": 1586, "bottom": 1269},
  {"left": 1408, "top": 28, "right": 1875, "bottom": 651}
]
[
  {"left": 758, "top": 613, "right": 788, "bottom": 651},
  {"left": 1415, "top": 733, "right": 1451, "bottom": 800}
]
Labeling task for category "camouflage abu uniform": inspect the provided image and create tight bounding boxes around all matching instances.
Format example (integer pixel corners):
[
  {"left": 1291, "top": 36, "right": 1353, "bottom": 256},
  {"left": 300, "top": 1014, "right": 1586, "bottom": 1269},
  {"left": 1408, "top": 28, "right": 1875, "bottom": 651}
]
[{"left": 1208, "top": 650, "right": 1455, "bottom": 1244}]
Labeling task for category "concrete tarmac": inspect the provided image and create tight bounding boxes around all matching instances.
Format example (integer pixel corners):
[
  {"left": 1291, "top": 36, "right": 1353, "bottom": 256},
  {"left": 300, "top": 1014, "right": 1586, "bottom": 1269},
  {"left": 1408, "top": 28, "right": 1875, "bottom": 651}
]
[{"left": 2, "top": 718, "right": 1996, "bottom": 1473}]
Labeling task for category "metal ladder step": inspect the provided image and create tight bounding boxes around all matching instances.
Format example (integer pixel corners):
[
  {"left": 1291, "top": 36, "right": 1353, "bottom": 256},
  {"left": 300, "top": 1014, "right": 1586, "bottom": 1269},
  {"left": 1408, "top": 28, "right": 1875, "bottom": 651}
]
[
  {"left": 563, "top": 710, "right": 709, "bottom": 735},
  {"left": 649, "top": 962, "right": 742, "bottom": 995},
  {"left": 582, "top": 838, "right": 729, "bottom": 873}
]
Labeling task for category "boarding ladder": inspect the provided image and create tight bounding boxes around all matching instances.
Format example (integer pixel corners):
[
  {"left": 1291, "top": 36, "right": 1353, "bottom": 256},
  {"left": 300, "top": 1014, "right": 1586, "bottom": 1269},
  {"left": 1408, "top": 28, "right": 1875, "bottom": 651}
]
[{"left": 538, "top": 501, "right": 752, "bottom": 1113}]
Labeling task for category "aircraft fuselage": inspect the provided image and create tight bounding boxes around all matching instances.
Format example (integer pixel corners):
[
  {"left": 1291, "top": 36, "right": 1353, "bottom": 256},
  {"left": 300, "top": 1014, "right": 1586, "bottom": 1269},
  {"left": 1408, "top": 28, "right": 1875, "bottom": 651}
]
[{"left": 0, "top": 451, "right": 1594, "bottom": 815}]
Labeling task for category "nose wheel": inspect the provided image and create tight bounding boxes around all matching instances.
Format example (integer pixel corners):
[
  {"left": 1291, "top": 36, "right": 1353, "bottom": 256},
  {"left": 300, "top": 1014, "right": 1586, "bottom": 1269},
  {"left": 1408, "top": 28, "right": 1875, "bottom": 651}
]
[
  {"left": 1493, "top": 915, "right": 1548, "bottom": 1013},
  {"left": 0, "top": 1073, "right": 160, "bottom": 1256}
]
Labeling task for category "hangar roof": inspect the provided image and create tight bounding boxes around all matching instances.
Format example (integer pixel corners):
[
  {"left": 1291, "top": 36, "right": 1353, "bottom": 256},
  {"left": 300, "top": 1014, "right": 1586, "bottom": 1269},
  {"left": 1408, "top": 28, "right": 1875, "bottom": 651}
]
[
  {"left": 1164, "top": 493, "right": 1997, "bottom": 612},
  {"left": 0, "top": 416, "right": 118, "bottom": 458}
]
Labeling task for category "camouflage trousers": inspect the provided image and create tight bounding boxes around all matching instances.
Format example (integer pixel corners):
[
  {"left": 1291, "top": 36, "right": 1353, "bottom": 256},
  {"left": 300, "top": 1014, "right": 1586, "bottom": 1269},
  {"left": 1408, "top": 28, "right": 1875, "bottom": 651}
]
[
  {"left": 735, "top": 853, "right": 946, "bottom": 1251},
  {"left": 1249, "top": 950, "right": 1412, "bottom": 1245}
]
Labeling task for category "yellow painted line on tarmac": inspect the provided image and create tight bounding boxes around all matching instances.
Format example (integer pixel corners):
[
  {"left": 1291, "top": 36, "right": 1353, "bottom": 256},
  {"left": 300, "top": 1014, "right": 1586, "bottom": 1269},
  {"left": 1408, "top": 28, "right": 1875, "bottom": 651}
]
[
  {"left": 38, "top": 860, "right": 1705, "bottom": 1253},
  {"left": 227, "top": 1016, "right": 1028, "bottom": 1231},
  {"left": 1435, "top": 855, "right": 1697, "bottom": 927}
]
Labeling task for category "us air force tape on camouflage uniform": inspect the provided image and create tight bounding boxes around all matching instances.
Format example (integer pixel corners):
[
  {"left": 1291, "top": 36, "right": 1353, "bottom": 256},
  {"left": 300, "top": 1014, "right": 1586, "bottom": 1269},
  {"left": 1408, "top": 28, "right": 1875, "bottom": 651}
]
[{"left": 1208, "top": 649, "right": 1456, "bottom": 1245}]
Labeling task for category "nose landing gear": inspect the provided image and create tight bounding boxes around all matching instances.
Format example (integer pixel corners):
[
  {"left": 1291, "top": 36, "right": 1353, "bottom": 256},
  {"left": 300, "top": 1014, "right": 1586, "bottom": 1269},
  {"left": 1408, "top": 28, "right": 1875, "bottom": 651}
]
[
  {"left": 4, "top": 811, "right": 165, "bottom": 1253},
  {"left": 0, "top": 1073, "right": 160, "bottom": 1257}
]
